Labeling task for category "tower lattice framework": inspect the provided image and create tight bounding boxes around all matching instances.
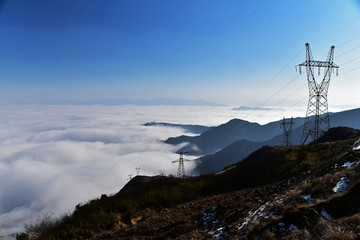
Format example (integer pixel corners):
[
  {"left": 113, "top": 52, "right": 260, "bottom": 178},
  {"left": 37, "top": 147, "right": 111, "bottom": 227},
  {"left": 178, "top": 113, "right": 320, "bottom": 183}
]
[
  {"left": 280, "top": 117, "right": 295, "bottom": 146},
  {"left": 172, "top": 152, "right": 190, "bottom": 178},
  {"left": 298, "top": 43, "right": 338, "bottom": 145}
]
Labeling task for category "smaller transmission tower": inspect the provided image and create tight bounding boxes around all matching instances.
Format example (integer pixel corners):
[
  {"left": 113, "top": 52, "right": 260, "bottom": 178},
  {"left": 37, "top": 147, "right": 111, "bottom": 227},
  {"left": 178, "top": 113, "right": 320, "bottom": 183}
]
[
  {"left": 172, "top": 152, "right": 190, "bottom": 178},
  {"left": 297, "top": 43, "right": 338, "bottom": 144},
  {"left": 280, "top": 117, "right": 295, "bottom": 146},
  {"left": 135, "top": 166, "right": 141, "bottom": 175}
]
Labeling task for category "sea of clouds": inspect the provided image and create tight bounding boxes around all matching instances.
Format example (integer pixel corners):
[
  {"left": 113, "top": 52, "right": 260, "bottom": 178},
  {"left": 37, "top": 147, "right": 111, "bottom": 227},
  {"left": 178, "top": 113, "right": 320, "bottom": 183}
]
[
  {"left": 0, "top": 105, "right": 243, "bottom": 235},
  {"left": 0, "top": 104, "right": 305, "bottom": 236}
]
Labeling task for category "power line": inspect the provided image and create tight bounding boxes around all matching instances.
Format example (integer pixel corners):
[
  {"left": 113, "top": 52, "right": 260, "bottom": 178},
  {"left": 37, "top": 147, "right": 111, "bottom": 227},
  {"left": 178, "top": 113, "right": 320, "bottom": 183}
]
[
  {"left": 336, "top": 44, "right": 360, "bottom": 58},
  {"left": 242, "top": 47, "right": 304, "bottom": 106},
  {"left": 243, "top": 74, "right": 301, "bottom": 120},
  {"left": 337, "top": 34, "right": 360, "bottom": 48},
  {"left": 338, "top": 55, "right": 360, "bottom": 66},
  {"left": 338, "top": 65, "right": 360, "bottom": 76},
  {"left": 310, "top": 17, "right": 360, "bottom": 45},
  {"left": 271, "top": 83, "right": 307, "bottom": 108}
]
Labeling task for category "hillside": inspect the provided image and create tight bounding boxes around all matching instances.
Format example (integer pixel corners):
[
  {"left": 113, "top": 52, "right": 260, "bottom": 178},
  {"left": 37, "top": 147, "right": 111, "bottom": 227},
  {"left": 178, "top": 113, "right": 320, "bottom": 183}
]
[
  {"left": 20, "top": 127, "right": 360, "bottom": 239},
  {"left": 181, "top": 108, "right": 360, "bottom": 174},
  {"left": 166, "top": 108, "right": 360, "bottom": 157},
  {"left": 165, "top": 117, "right": 304, "bottom": 155}
]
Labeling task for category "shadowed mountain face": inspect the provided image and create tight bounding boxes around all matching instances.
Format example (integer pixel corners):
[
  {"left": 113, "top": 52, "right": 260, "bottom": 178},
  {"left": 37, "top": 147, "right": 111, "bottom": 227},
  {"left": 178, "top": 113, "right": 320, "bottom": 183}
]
[
  {"left": 165, "top": 118, "right": 305, "bottom": 155},
  {"left": 165, "top": 108, "right": 360, "bottom": 174}
]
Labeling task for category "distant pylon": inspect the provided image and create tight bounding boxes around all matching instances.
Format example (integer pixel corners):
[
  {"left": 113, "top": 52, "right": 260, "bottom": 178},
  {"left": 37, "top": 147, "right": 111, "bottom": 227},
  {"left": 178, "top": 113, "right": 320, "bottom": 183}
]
[
  {"left": 172, "top": 152, "right": 190, "bottom": 178},
  {"left": 280, "top": 117, "right": 295, "bottom": 146},
  {"left": 135, "top": 166, "right": 141, "bottom": 175},
  {"left": 297, "top": 43, "right": 338, "bottom": 145}
]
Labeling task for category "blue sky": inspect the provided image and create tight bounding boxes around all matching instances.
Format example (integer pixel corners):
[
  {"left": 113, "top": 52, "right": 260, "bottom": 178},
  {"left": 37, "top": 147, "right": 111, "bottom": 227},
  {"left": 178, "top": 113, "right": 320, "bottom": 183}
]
[{"left": 0, "top": 0, "right": 360, "bottom": 106}]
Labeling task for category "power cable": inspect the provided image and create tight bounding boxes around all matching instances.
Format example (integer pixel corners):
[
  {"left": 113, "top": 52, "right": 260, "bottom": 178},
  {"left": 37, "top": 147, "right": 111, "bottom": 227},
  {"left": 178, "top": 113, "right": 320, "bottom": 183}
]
[
  {"left": 310, "top": 17, "right": 360, "bottom": 45},
  {"left": 336, "top": 44, "right": 360, "bottom": 58},
  {"left": 338, "top": 55, "right": 360, "bottom": 66},
  {"left": 338, "top": 66, "right": 360, "bottom": 76},
  {"left": 337, "top": 34, "right": 360, "bottom": 48},
  {"left": 241, "top": 47, "right": 304, "bottom": 108},
  {"left": 242, "top": 74, "right": 302, "bottom": 120}
]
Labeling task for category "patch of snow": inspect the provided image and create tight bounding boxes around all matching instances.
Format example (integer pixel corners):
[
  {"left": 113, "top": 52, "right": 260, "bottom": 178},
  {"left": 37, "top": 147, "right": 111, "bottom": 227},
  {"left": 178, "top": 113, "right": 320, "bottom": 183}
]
[
  {"left": 278, "top": 222, "right": 286, "bottom": 233},
  {"left": 302, "top": 194, "right": 313, "bottom": 204},
  {"left": 342, "top": 161, "right": 357, "bottom": 167},
  {"left": 214, "top": 233, "right": 222, "bottom": 239},
  {"left": 238, "top": 220, "right": 249, "bottom": 231},
  {"left": 321, "top": 209, "right": 333, "bottom": 220},
  {"left": 238, "top": 204, "right": 269, "bottom": 232},
  {"left": 352, "top": 139, "right": 360, "bottom": 150},
  {"left": 289, "top": 224, "right": 298, "bottom": 231},
  {"left": 214, "top": 227, "right": 227, "bottom": 240},
  {"left": 275, "top": 198, "right": 283, "bottom": 204},
  {"left": 333, "top": 177, "right": 348, "bottom": 194},
  {"left": 354, "top": 145, "right": 360, "bottom": 150},
  {"left": 334, "top": 163, "right": 339, "bottom": 168},
  {"left": 202, "top": 206, "right": 228, "bottom": 238},
  {"left": 203, "top": 211, "right": 216, "bottom": 223}
]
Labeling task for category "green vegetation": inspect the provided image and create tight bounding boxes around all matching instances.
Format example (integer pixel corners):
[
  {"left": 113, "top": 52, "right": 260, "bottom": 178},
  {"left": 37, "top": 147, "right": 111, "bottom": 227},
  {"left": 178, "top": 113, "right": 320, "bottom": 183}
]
[{"left": 20, "top": 127, "right": 360, "bottom": 239}]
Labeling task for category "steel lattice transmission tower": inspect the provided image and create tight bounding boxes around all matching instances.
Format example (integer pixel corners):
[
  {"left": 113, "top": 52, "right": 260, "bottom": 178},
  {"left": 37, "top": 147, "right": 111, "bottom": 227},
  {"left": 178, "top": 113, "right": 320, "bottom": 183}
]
[
  {"left": 172, "top": 151, "right": 190, "bottom": 178},
  {"left": 280, "top": 117, "right": 295, "bottom": 146},
  {"left": 135, "top": 166, "right": 141, "bottom": 175},
  {"left": 297, "top": 43, "right": 338, "bottom": 145}
]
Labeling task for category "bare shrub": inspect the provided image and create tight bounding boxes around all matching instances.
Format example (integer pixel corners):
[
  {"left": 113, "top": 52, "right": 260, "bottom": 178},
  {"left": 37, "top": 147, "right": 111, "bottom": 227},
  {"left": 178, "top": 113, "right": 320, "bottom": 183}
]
[{"left": 24, "top": 212, "right": 57, "bottom": 240}]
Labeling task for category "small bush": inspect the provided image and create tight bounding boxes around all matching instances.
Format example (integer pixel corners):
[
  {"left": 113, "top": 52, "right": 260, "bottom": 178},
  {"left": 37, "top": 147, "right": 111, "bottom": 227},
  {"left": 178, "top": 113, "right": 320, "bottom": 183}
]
[
  {"left": 24, "top": 212, "right": 57, "bottom": 240},
  {"left": 16, "top": 233, "right": 29, "bottom": 240}
]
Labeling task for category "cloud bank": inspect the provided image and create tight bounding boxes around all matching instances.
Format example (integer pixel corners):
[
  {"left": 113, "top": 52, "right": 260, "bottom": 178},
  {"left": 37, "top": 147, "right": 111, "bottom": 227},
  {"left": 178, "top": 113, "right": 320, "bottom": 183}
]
[
  {"left": 0, "top": 105, "right": 242, "bottom": 235},
  {"left": 0, "top": 104, "right": 307, "bottom": 235}
]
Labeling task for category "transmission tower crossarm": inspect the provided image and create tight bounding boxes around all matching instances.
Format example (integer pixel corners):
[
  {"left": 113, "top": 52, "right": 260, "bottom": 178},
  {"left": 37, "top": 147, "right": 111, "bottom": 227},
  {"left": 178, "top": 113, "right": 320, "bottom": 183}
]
[
  {"left": 172, "top": 159, "right": 190, "bottom": 163},
  {"left": 298, "top": 60, "right": 339, "bottom": 68}
]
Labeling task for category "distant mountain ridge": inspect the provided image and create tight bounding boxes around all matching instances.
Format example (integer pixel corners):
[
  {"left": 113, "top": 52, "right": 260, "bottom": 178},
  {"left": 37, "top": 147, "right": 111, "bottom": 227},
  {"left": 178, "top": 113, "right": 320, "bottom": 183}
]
[
  {"left": 165, "top": 117, "right": 305, "bottom": 156},
  {"left": 10, "top": 98, "right": 226, "bottom": 106},
  {"left": 232, "top": 105, "right": 275, "bottom": 111},
  {"left": 164, "top": 108, "right": 360, "bottom": 174}
]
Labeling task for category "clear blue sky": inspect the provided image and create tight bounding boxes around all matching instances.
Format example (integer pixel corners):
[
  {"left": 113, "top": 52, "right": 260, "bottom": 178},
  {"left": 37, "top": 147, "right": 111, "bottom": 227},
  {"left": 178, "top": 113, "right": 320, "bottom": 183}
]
[{"left": 1, "top": 0, "right": 360, "bottom": 106}]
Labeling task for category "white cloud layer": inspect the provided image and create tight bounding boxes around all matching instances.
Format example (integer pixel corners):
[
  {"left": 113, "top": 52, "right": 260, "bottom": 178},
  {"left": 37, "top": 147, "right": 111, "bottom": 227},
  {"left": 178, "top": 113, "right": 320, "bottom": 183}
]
[
  {"left": 0, "top": 104, "right": 306, "bottom": 235},
  {"left": 0, "top": 105, "right": 244, "bottom": 235}
]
